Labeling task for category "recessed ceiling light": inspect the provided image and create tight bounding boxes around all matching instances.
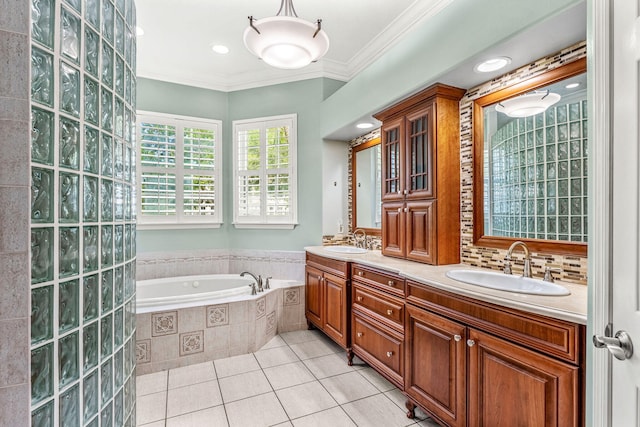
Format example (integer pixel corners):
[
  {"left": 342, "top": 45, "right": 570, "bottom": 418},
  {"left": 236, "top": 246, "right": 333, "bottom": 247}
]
[
  {"left": 474, "top": 57, "right": 511, "bottom": 73},
  {"left": 136, "top": 26, "right": 144, "bottom": 36},
  {"left": 212, "top": 45, "right": 230, "bottom": 54},
  {"left": 565, "top": 82, "right": 580, "bottom": 89},
  {"left": 356, "top": 122, "right": 374, "bottom": 129}
]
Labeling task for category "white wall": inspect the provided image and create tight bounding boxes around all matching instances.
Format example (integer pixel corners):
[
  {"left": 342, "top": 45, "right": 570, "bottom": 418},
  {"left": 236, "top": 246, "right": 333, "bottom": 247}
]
[{"left": 322, "top": 140, "right": 349, "bottom": 235}]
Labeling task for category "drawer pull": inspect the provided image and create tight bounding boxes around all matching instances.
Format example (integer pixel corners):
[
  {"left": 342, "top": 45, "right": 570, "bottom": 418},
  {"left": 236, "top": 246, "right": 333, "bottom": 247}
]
[
  {"left": 386, "top": 351, "right": 394, "bottom": 358},
  {"left": 358, "top": 271, "right": 363, "bottom": 277},
  {"left": 357, "top": 332, "right": 363, "bottom": 338},
  {"left": 467, "top": 339, "right": 475, "bottom": 347},
  {"left": 386, "top": 309, "right": 393, "bottom": 315},
  {"left": 357, "top": 296, "right": 363, "bottom": 302},
  {"left": 388, "top": 280, "right": 395, "bottom": 286},
  {"left": 454, "top": 335, "right": 462, "bottom": 342}
]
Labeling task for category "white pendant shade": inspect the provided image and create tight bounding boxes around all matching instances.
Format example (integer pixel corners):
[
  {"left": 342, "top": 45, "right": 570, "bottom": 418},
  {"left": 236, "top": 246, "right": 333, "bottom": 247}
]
[
  {"left": 243, "top": 1, "right": 329, "bottom": 69},
  {"left": 495, "top": 91, "right": 561, "bottom": 118}
]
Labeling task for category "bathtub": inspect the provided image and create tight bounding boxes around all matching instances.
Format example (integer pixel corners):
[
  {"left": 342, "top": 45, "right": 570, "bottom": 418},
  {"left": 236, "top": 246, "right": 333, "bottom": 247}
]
[
  {"left": 135, "top": 273, "right": 307, "bottom": 374},
  {"left": 136, "top": 274, "right": 257, "bottom": 313}
]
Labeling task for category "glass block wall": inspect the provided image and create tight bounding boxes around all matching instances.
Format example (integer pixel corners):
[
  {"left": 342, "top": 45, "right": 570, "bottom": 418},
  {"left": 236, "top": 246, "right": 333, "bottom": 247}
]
[
  {"left": 485, "top": 98, "right": 588, "bottom": 242},
  {"left": 30, "top": 0, "right": 137, "bottom": 425}
]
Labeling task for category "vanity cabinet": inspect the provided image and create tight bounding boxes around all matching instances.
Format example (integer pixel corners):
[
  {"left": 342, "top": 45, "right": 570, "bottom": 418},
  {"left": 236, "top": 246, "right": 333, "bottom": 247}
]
[
  {"left": 374, "top": 83, "right": 465, "bottom": 265},
  {"left": 305, "top": 253, "right": 351, "bottom": 355},
  {"left": 405, "top": 280, "right": 584, "bottom": 427},
  {"left": 351, "top": 264, "right": 406, "bottom": 388}
]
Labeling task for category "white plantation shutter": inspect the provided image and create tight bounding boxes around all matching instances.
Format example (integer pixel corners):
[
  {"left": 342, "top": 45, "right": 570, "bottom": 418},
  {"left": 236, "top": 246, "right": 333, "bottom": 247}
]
[
  {"left": 233, "top": 114, "right": 298, "bottom": 228},
  {"left": 137, "top": 112, "right": 222, "bottom": 227}
]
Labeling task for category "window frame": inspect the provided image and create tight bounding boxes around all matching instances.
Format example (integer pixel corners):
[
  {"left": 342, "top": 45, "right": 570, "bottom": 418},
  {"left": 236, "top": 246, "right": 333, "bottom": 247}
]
[
  {"left": 232, "top": 113, "right": 298, "bottom": 229},
  {"left": 136, "top": 110, "right": 223, "bottom": 229}
]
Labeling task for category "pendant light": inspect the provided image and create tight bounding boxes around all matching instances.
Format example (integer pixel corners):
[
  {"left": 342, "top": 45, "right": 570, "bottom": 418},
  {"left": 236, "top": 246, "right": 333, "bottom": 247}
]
[{"left": 243, "top": 0, "right": 330, "bottom": 69}]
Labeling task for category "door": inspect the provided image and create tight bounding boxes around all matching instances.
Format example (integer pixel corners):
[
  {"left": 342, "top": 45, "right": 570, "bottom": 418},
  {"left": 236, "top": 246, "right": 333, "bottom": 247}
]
[
  {"left": 381, "top": 117, "right": 405, "bottom": 201},
  {"left": 405, "top": 105, "right": 435, "bottom": 200},
  {"left": 381, "top": 201, "right": 406, "bottom": 257},
  {"left": 598, "top": 0, "right": 640, "bottom": 424},
  {"left": 467, "top": 329, "right": 579, "bottom": 427},
  {"left": 305, "top": 265, "right": 323, "bottom": 327},
  {"left": 405, "top": 305, "right": 466, "bottom": 427},
  {"left": 405, "top": 200, "right": 436, "bottom": 264},
  {"left": 324, "top": 272, "right": 348, "bottom": 346}
]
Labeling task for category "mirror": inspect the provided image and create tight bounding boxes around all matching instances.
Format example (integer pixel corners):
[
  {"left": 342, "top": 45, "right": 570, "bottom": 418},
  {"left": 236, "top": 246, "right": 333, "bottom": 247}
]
[
  {"left": 473, "top": 58, "right": 587, "bottom": 256},
  {"left": 352, "top": 138, "right": 381, "bottom": 235}
]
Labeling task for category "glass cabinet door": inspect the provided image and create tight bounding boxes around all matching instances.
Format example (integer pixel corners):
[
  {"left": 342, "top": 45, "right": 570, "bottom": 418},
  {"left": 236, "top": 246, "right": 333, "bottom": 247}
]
[
  {"left": 405, "top": 106, "right": 434, "bottom": 199},
  {"left": 381, "top": 117, "right": 404, "bottom": 201}
]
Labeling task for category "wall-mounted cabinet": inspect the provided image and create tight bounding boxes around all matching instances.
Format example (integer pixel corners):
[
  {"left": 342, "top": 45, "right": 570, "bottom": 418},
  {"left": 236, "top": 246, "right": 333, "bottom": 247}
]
[{"left": 374, "top": 84, "right": 466, "bottom": 265}]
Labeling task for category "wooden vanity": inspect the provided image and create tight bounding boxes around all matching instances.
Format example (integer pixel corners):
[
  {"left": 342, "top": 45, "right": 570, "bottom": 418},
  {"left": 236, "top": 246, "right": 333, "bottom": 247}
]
[{"left": 305, "top": 248, "right": 586, "bottom": 427}]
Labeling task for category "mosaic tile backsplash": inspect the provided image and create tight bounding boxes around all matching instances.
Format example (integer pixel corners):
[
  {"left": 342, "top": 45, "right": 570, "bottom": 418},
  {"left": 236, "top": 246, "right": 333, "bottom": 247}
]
[{"left": 29, "top": 0, "right": 138, "bottom": 425}]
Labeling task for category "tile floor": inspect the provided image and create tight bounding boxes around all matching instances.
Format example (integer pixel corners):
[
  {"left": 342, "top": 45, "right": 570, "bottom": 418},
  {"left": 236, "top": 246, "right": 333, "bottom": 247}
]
[{"left": 136, "top": 329, "right": 441, "bottom": 427}]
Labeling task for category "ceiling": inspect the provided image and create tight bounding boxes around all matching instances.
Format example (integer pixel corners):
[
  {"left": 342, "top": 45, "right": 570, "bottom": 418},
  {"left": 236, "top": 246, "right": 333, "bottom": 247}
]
[
  {"left": 135, "top": 0, "right": 456, "bottom": 91},
  {"left": 135, "top": 0, "right": 586, "bottom": 140}
]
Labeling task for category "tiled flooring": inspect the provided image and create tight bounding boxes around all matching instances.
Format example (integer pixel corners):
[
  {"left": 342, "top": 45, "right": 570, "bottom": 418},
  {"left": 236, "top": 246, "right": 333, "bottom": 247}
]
[{"left": 136, "top": 329, "right": 440, "bottom": 427}]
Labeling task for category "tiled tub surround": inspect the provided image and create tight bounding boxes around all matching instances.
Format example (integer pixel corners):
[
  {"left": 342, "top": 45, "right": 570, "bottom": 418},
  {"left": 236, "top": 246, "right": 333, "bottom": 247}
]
[
  {"left": 135, "top": 250, "right": 307, "bottom": 374},
  {"left": 29, "top": 0, "right": 138, "bottom": 425},
  {"left": 136, "top": 282, "right": 306, "bottom": 375},
  {"left": 459, "top": 41, "right": 588, "bottom": 285}
]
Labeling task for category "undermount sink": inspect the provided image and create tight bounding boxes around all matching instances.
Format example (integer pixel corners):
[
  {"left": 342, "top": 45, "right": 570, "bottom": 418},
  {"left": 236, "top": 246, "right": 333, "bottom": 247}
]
[
  {"left": 445, "top": 269, "right": 570, "bottom": 296},
  {"left": 324, "top": 246, "right": 367, "bottom": 254}
]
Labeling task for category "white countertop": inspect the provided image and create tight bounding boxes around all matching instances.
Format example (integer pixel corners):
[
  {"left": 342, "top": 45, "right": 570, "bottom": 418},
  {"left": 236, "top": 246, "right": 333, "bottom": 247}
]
[{"left": 305, "top": 246, "right": 587, "bottom": 325}]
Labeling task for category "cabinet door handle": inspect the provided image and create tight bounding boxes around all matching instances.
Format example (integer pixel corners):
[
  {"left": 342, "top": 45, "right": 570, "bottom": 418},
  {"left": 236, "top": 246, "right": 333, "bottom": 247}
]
[
  {"left": 454, "top": 335, "right": 462, "bottom": 342},
  {"left": 317, "top": 275, "right": 322, "bottom": 281},
  {"left": 356, "top": 296, "right": 363, "bottom": 302},
  {"left": 404, "top": 207, "right": 408, "bottom": 213},
  {"left": 403, "top": 189, "right": 408, "bottom": 195},
  {"left": 386, "top": 309, "right": 393, "bottom": 316},
  {"left": 467, "top": 339, "right": 475, "bottom": 347},
  {"left": 357, "top": 332, "right": 363, "bottom": 338},
  {"left": 397, "top": 191, "right": 402, "bottom": 195},
  {"left": 387, "top": 280, "right": 394, "bottom": 286},
  {"left": 397, "top": 207, "right": 402, "bottom": 213},
  {"left": 386, "top": 351, "right": 394, "bottom": 357},
  {"left": 358, "top": 271, "right": 363, "bottom": 277}
]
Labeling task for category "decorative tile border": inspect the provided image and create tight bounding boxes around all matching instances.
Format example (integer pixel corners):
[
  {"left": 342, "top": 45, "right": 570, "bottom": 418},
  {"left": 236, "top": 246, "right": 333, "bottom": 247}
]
[
  {"left": 284, "top": 289, "right": 300, "bottom": 306},
  {"left": 151, "top": 311, "right": 178, "bottom": 337},
  {"left": 179, "top": 331, "right": 204, "bottom": 356},
  {"left": 206, "top": 304, "right": 229, "bottom": 327},
  {"left": 136, "top": 340, "right": 151, "bottom": 364}
]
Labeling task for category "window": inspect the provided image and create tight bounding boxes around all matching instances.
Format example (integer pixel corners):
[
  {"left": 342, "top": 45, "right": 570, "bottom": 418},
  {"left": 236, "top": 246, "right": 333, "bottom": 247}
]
[
  {"left": 233, "top": 114, "right": 298, "bottom": 228},
  {"left": 136, "top": 111, "right": 222, "bottom": 228}
]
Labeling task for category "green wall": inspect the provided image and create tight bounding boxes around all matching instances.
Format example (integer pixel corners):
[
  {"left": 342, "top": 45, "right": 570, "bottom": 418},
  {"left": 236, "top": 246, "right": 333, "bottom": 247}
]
[
  {"left": 320, "top": 0, "right": 582, "bottom": 138},
  {"left": 136, "top": 77, "right": 343, "bottom": 253}
]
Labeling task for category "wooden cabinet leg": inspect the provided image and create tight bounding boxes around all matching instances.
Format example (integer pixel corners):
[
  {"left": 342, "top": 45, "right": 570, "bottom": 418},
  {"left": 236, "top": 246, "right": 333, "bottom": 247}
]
[
  {"left": 346, "top": 348, "right": 354, "bottom": 366},
  {"left": 405, "top": 399, "right": 416, "bottom": 419},
  {"left": 307, "top": 320, "right": 315, "bottom": 330}
]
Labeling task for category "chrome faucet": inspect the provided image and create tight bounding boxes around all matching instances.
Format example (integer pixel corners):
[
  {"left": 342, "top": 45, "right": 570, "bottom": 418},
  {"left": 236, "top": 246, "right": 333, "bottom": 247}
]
[
  {"left": 504, "top": 241, "right": 532, "bottom": 278},
  {"left": 352, "top": 229, "right": 367, "bottom": 249},
  {"left": 240, "top": 271, "right": 263, "bottom": 292}
]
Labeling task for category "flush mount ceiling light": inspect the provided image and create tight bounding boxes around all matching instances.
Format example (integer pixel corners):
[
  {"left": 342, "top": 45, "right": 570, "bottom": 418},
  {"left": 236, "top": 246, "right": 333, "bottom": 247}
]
[
  {"left": 212, "top": 45, "right": 230, "bottom": 54},
  {"left": 495, "top": 90, "right": 561, "bottom": 118},
  {"left": 243, "top": 0, "right": 329, "bottom": 69},
  {"left": 565, "top": 82, "right": 580, "bottom": 89},
  {"left": 356, "top": 122, "right": 374, "bottom": 129},
  {"left": 474, "top": 56, "right": 511, "bottom": 73}
]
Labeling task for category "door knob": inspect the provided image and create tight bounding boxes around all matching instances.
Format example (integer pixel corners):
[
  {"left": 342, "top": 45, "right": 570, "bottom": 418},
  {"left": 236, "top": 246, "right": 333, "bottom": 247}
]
[{"left": 593, "top": 330, "right": 634, "bottom": 360}]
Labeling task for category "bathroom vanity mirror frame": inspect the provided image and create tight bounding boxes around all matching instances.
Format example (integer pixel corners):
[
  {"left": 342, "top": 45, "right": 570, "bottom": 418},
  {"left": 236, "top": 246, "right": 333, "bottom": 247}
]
[
  {"left": 472, "top": 58, "right": 588, "bottom": 256},
  {"left": 352, "top": 137, "right": 382, "bottom": 236}
]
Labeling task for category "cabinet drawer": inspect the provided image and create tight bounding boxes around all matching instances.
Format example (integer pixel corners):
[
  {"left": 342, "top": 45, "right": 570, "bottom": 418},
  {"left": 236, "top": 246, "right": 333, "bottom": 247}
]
[
  {"left": 352, "top": 264, "right": 404, "bottom": 297},
  {"left": 307, "top": 252, "right": 349, "bottom": 278},
  {"left": 353, "top": 283, "right": 404, "bottom": 330},
  {"left": 352, "top": 312, "right": 404, "bottom": 385}
]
